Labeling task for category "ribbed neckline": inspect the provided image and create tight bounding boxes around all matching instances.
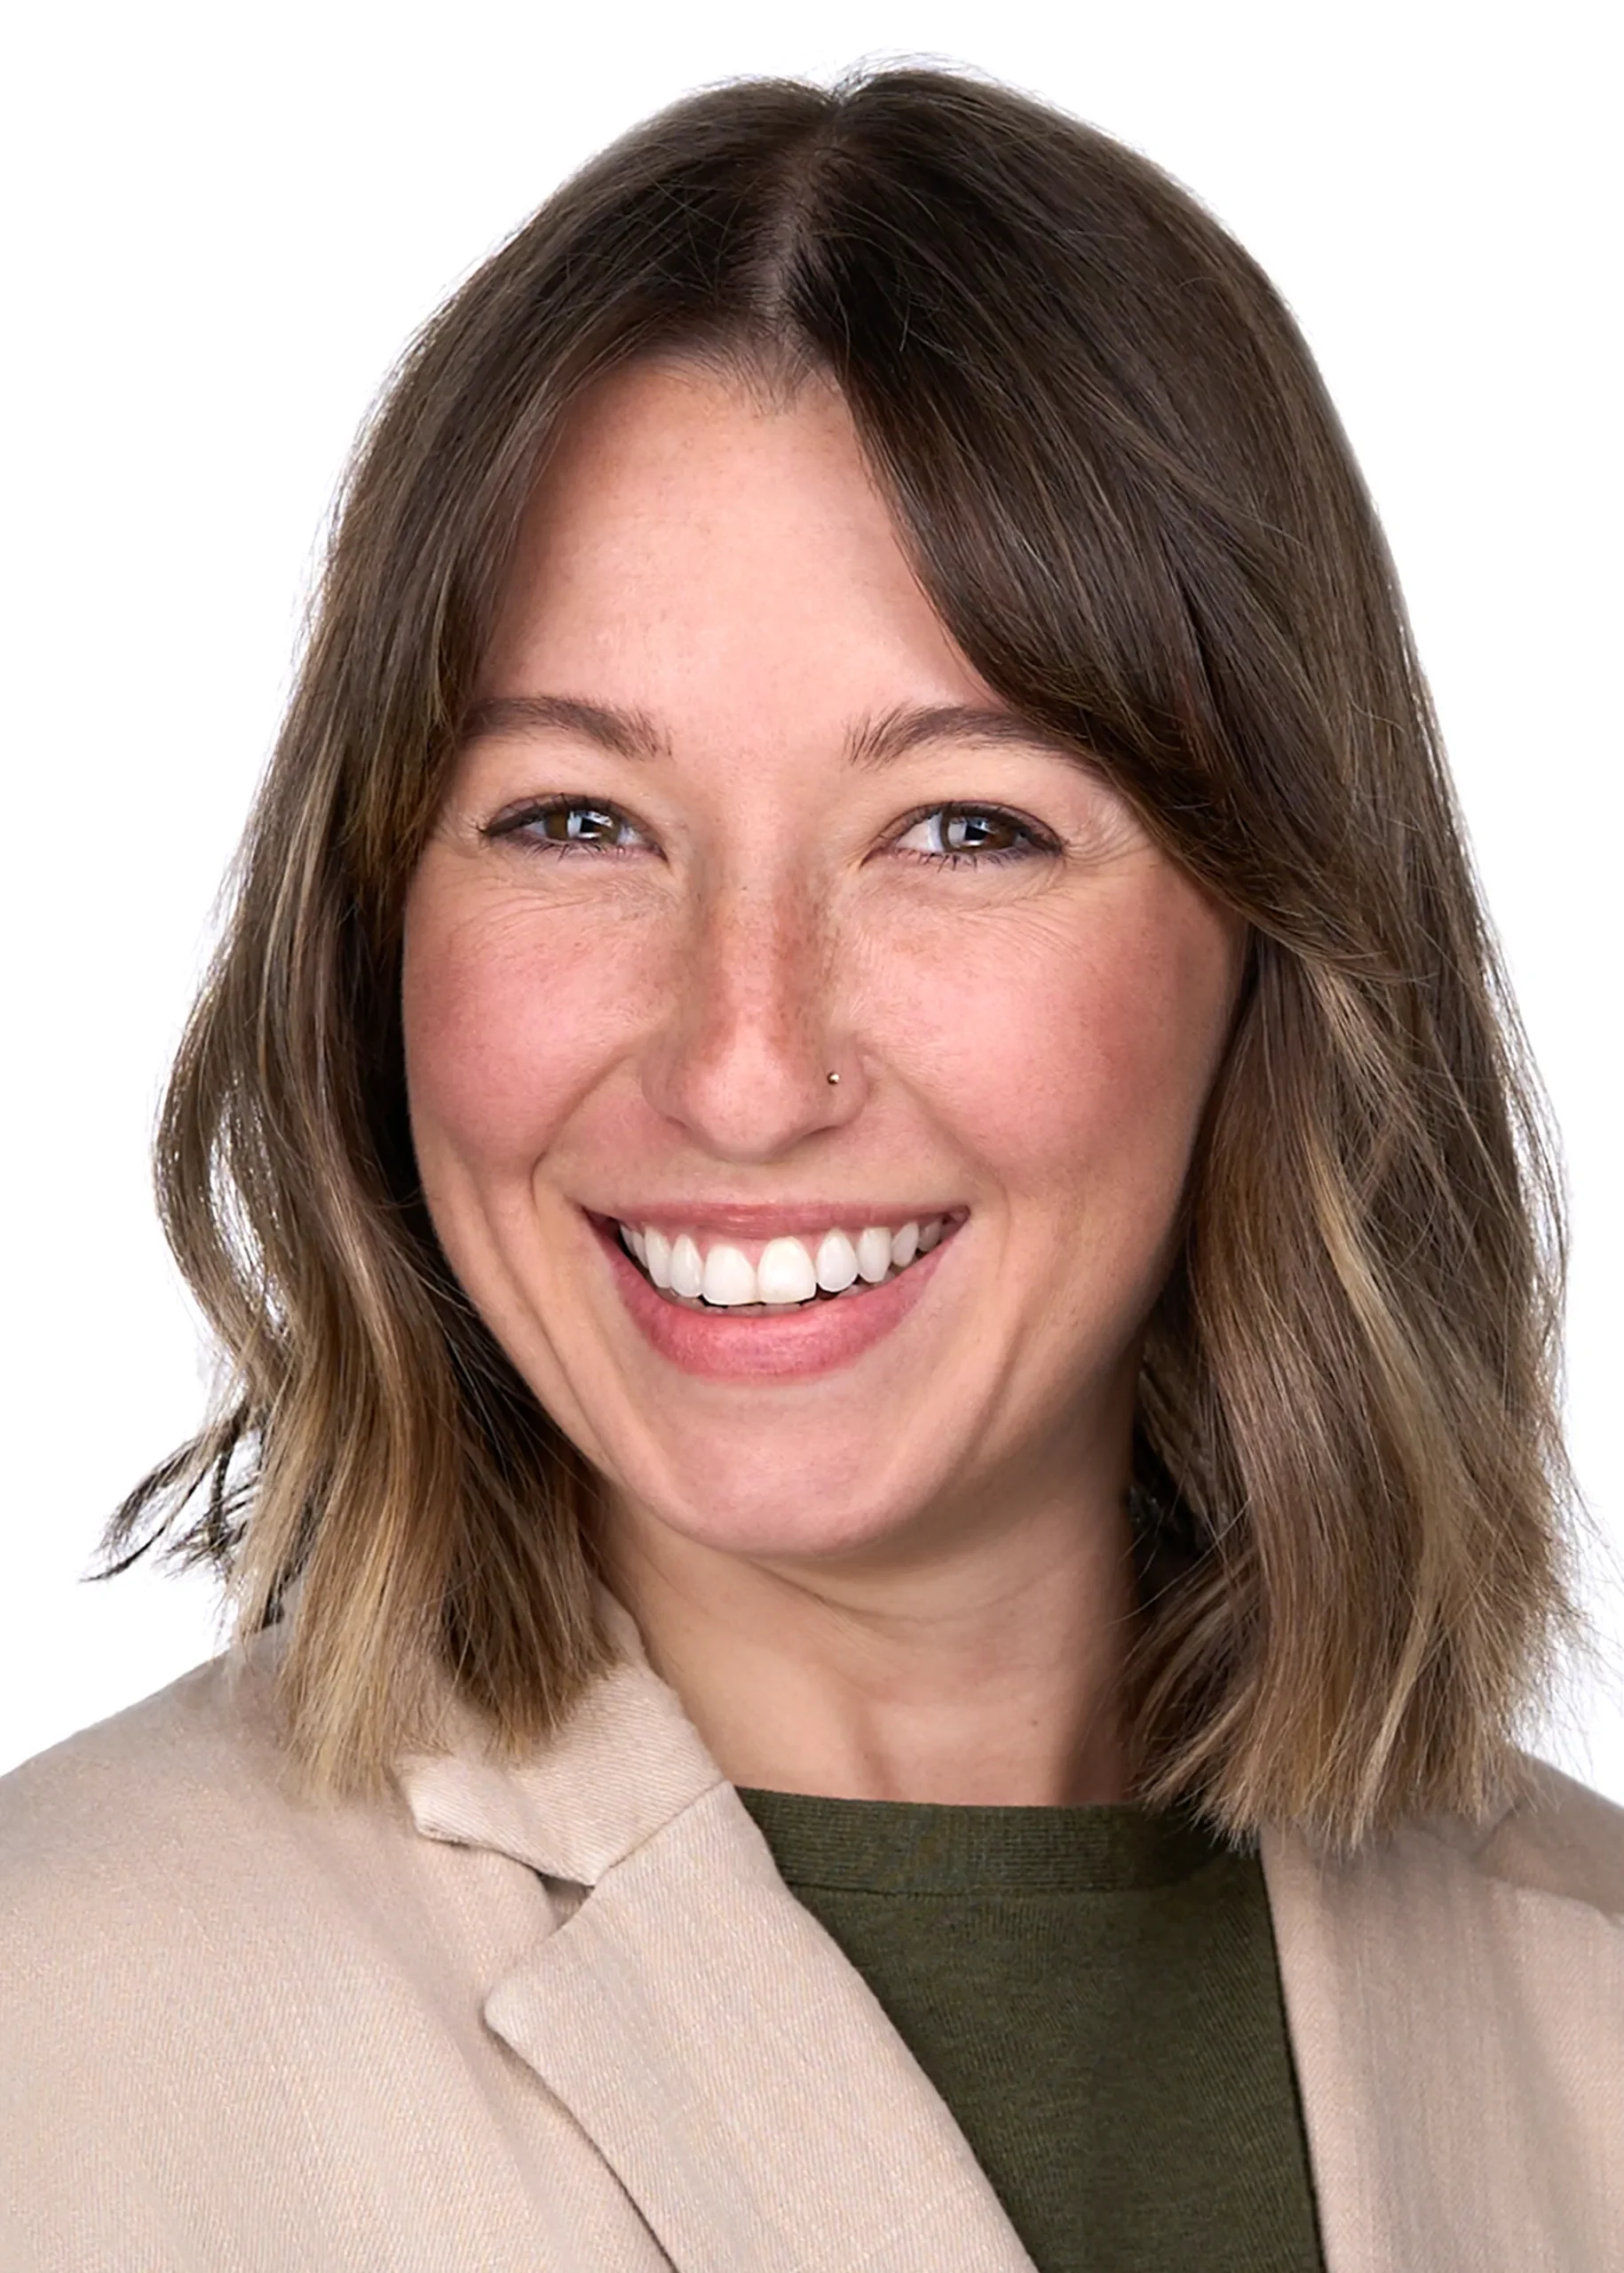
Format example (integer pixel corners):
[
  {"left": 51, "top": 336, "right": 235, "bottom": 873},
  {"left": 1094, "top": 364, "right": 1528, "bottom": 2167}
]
[{"left": 733, "top": 1786, "right": 1235, "bottom": 1894}]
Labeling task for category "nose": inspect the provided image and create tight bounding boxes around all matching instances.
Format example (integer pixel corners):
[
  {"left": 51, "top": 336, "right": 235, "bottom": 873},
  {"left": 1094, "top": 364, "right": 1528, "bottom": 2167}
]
[{"left": 640, "top": 867, "right": 862, "bottom": 1160}]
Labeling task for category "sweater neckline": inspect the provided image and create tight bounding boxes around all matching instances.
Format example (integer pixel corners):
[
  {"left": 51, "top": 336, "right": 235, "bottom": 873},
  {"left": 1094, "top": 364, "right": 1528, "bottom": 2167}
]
[{"left": 733, "top": 1785, "right": 1239, "bottom": 1894}]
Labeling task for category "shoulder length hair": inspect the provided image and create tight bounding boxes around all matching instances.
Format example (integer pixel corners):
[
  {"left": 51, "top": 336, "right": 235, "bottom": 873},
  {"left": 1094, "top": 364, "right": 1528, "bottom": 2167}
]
[{"left": 100, "top": 64, "right": 1592, "bottom": 1857}]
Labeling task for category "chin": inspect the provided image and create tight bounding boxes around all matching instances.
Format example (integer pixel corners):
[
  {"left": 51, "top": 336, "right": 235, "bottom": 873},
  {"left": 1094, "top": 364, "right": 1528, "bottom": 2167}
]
[{"left": 617, "top": 1445, "right": 933, "bottom": 1570}]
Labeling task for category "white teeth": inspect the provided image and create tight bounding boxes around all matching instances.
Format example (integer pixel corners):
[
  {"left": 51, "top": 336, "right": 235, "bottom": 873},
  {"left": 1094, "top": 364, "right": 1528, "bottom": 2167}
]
[
  {"left": 616, "top": 1213, "right": 953, "bottom": 1307},
  {"left": 669, "top": 1233, "right": 705, "bottom": 1299},
  {"left": 701, "top": 1242, "right": 757, "bottom": 1306},
  {"left": 757, "top": 1236, "right": 819, "bottom": 1303},
  {"left": 856, "top": 1225, "right": 892, "bottom": 1283},
  {"left": 813, "top": 1229, "right": 860, "bottom": 1293}
]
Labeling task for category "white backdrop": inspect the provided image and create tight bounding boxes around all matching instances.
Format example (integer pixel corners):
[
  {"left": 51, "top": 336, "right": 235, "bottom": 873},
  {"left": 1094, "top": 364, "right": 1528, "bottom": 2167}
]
[{"left": 4, "top": 0, "right": 1620, "bottom": 1795}]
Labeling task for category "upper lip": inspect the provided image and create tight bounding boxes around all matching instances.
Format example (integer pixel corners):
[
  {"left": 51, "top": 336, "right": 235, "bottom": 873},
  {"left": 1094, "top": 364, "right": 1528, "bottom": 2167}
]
[{"left": 585, "top": 1202, "right": 966, "bottom": 1238}]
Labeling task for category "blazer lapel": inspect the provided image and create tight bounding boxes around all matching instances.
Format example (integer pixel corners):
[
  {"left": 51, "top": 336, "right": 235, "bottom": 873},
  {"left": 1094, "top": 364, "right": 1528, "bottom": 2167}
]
[
  {"left": 1261, "top": 1795, "right": 1624, "bottom": 2272},
  {"left": 489, "top": 1780, "right": 1035, "bottom": 2273},
  {"left": 400, "top": 1594, "right": 1034, "bottom": 2273}
]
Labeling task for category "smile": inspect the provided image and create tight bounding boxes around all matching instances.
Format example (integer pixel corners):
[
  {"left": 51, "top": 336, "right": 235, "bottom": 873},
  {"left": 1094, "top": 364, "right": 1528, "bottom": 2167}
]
[{"left": 615, "top": 1216, "right": 955, "bottom": 1313}]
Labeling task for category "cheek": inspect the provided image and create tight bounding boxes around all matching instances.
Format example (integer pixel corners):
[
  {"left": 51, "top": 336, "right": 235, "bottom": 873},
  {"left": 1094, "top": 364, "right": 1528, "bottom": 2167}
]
[
  {"left": 872, "top": 880, "right": 1238, "bottom": 1211},
  {"left": 400, "top": 885, "right": 650, "bottom": 1178}
]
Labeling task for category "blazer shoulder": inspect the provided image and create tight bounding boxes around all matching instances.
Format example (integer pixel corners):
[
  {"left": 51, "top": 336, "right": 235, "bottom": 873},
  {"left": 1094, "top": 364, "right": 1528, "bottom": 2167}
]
[
  {"left": 1418, "top": 1749, "right": 1624, "bottom": 1921},
  {"left": 0, "top": 1625, "right": 374, "bottom": 1934}
]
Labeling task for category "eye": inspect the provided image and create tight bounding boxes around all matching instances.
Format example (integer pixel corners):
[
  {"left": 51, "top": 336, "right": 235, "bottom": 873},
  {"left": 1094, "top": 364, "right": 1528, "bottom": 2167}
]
[
  {"left": 484, "top": 796, "right": 651, "bottom": 853},
  {"left": 891, "top": 804, "right": 1054, "bottom": 866}
]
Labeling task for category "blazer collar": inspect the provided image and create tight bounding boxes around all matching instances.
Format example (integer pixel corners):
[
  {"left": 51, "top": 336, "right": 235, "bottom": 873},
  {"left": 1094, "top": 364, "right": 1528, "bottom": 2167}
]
[
  {"left": 397, "top": 1588, "right": 1035, "bottom": 2271},
  {"left": 395, "top": 1589, "right": 1596, "bottom": 2273},
  {"left": 398, "top": 1590, "right": 720, "bottom": 1883}
]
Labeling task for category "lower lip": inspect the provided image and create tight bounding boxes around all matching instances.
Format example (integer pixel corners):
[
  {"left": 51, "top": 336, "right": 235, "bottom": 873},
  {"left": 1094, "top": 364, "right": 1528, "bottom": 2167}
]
[{"left": 586, "top": 1215, "right": 955, "bottom": 1381}]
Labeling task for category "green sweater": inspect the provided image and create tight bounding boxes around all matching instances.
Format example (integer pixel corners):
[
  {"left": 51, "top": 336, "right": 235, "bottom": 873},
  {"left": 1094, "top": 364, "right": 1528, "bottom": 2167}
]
[{"left": 735, "top": 1787, "right": 1327, "bottom": 2273}]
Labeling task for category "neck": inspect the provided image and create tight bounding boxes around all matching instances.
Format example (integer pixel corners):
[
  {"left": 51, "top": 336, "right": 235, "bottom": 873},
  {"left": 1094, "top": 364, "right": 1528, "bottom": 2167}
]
[{"left": 599, "top": 1479, "right": 1141, "bottom": 1809}]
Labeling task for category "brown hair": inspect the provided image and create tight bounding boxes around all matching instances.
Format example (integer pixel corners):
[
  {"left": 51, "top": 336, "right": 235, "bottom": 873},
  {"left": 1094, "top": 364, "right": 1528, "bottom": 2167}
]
[{"left": 99, "top": 64, "right": 1595, "bottom": 1856}]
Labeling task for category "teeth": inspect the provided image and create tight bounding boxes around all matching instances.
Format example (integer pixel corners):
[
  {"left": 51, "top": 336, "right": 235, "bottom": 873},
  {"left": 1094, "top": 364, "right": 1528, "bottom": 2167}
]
[
  {"left": 614, "top": 1214, "right": 951, "bottom": 1308},
  {"left": 814, "top": 1229, "right": 860, "bottom": 1293},
  {"left": 855, "top": 1225, "right": 892, "bottom": 1283},
  {"left": 701, "top": 1242, "right": 757, "bottom": 1306},
  {"left": 669, "top": 1234, "right": 705, "bottom": 1299},
  {"left": 757, "top": 1236, "right": 818, "bottom": 1303}
]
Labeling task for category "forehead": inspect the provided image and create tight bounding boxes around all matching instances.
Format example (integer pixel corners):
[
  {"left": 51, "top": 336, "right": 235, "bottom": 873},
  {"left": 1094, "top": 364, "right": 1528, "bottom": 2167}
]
[{"left": 477, "top": 359, "right": 994, "bottom": 728}]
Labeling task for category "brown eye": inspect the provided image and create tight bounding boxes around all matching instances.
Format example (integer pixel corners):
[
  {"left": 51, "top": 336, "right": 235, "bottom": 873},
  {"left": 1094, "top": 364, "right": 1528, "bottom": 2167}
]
[
  {"left": 892, "top": 805, "right": 1049, "bottom": 862},
  {"left": 485, "top": 797, "right": 648, "bottom": 851},
  {"left": 534, "top": 803, "right": 625, "bottom": 845},
  {"left": 940, "top": 810, "right": 1022, "bottom": 854}
]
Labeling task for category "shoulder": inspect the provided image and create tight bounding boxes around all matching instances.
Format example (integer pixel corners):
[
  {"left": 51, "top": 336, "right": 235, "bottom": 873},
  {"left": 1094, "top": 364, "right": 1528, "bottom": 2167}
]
[
  {"left": 1414, "top": 1749, "right": 1624, "bottom": 1920},
  {"left": 1263, "top": 1746, "right": 1624, "bottom": 1968},
  {"left": 1270, "top": 1746, "right": 1624, "bottom": 1987},
  {"left": 3, "top": 1627, "right": 290, "bottom": 1826},
  {"left": 0, "top": 1628, "right": 543, "bottom": 2008},
  {"left": 0, "top": 1645, "right": 622, "bottom": 2265},
  {"left": 2, "top": 1631, "right": 284, "bottom": 1872},
  {"left": 0, "top": 1630, "right": 558, "bottom": 2190},
  {"left": 0, "top": 1626, "right": 369, "bottom": 1926},
  {"left": 1257, "top": 1755, "right": 1624, "bottom": 2264},
  {"left": 3, "top": 1636, "right": 343, "bottom": 2020}
]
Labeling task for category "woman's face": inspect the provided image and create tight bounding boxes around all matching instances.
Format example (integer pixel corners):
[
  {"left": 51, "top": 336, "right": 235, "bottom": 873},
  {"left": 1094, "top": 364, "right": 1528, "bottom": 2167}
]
[{"left": 403, "top": 361, "right": 1242, "bottom": 1572}]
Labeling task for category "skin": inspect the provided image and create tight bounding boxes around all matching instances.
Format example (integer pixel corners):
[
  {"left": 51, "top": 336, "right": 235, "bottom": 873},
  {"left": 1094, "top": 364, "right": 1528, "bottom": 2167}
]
[{"left": 402, "top": 360, "right": 1244, "bottom": 1806}]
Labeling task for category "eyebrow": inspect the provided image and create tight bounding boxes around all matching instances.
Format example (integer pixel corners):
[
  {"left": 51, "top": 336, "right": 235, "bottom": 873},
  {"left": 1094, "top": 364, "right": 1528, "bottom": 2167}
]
[
  {"left": 843, "top": 703, "right": 1086, "bottom": 772},
  {"left": 458, "top": 693, "right": 1087, "bottom": 771},
  {"left": 459, "top": 693, "right": 672, "bottom": 763}
]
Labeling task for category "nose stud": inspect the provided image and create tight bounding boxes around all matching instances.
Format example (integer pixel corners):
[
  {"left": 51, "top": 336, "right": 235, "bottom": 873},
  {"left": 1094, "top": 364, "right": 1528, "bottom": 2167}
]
[{"left": 827, "top": 1071, "right": 841, "bottom": 1085}]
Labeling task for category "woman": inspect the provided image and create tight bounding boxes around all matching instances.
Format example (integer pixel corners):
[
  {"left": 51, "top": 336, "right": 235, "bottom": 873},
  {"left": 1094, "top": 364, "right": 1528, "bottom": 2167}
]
[{"left": 2, "top": 63, "right": 1619, "bottom": 2273}]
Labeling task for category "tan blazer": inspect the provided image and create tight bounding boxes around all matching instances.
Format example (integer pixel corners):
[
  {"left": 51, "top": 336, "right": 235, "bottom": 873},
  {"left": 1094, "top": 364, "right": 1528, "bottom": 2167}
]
[{"left": 2, "top": 1588, "right": 1621, "bottom": 2272}]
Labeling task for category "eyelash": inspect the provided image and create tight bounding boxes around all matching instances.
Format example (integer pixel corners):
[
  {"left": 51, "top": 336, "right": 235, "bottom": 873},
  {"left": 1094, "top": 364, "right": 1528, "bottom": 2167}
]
[{"left": 482, "top": 797, "right": 1058, "bottom": 867}]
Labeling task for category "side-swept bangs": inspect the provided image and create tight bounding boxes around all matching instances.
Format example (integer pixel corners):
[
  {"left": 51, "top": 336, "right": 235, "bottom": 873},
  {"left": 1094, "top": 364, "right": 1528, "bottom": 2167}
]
[{"left": 99, "top": 67, "right": 1592, "bottom": 1857}]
